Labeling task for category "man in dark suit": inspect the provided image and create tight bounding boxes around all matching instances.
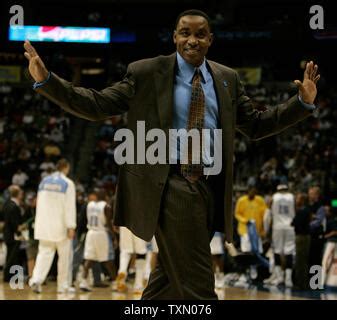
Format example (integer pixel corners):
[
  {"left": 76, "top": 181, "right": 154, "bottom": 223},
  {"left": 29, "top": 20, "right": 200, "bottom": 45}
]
[
  {"left": 3, "top": 185, "right": 24, "bottom": 282},
  {"left": 24, "top": 9, "right": 320, "bottom": 299}
]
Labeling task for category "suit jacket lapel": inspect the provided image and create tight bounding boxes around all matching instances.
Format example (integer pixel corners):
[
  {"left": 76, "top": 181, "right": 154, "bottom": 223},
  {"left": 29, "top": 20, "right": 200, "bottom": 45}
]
[
  {"left": 207, "top": 60, "right": 235, "bottom": 180},
  {"left": 207, "top": 60, "right": 233, "bottom": 131},
  {"left": 154, "top": 53, "right": 176, "bottom": 130}
]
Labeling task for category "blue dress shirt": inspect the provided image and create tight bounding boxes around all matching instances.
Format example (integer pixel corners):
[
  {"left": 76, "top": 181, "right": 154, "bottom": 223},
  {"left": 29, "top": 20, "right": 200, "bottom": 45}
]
[{"left": 170, "top": 52, "right": 219, "bottom": 165}]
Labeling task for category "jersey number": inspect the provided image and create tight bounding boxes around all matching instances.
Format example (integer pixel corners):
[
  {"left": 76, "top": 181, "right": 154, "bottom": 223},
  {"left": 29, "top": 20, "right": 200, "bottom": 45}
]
[
  {"left": 279, "top": 205, "right": 289, "bottom": 215},
  {"left": 89, "top": 216, "right": 98, "bottom": 227}
]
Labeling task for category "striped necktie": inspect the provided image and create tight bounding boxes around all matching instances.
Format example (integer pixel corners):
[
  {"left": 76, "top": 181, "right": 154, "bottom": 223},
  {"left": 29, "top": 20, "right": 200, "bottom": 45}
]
[{"left": 181, "top": 68, "right": 205, "bottom": 182}]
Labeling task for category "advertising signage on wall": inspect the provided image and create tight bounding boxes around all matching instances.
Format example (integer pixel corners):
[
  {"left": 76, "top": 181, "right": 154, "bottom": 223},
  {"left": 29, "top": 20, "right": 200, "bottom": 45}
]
[{"left": 9, "top": 26, "right": 111, "bottom": 43}]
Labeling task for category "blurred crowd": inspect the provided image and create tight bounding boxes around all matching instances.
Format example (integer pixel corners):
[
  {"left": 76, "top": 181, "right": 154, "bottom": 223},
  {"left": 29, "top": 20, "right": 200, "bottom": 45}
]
[{"left": 0, "top": 85, "right": 71, "bottom": 192}]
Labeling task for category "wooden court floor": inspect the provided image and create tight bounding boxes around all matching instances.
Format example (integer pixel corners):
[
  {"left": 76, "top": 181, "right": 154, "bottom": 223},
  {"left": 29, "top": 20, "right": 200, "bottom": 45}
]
[{"left": 0, "top": 278, "right": 319, "bottom": 300}]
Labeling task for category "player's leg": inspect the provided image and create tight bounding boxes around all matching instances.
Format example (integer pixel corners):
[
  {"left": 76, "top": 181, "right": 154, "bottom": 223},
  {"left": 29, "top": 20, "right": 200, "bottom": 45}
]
[
  {"left": 133, "top": 235, "right": 147, "bottom": 294},
  {"left": 102, "top": 261, "right": 116, "bottom": 281},
  {"left": 29, "top": 240, "right": 56, "bottom": 293},
  {"left": 210, "top": 232, "right": 225, "bottom": 288},
  {"left": 56, "top": 238, "right": 73, "bottom": 293},
  {"left": 271, "top": 229, "right": 284, "bottom": 285},
  {"left": 79, "top": 259, "right": 93, "bottom": 291},
  {"left": 284, "top": 229, "right": 295, "bottom": 288},
  {"left": 114, "top": 227, "right": 132, "bottom": 292},
  {"left": 95, "top": 230, "right": 116, "bottom": 286}
]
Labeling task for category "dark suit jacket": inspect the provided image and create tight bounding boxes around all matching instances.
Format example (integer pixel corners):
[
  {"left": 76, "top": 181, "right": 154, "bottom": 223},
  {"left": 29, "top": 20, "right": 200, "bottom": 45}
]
[
  {"left": 36, "top": 52, "right": 313, "bottom": 242},
  {"left": 3, "top": 199, "right": 22, "bottom": 244}
]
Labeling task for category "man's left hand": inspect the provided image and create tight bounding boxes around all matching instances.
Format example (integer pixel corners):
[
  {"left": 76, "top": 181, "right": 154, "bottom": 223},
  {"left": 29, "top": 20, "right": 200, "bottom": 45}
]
[{"left": 294, "top": 61, "right": 320, "bottom": 104}]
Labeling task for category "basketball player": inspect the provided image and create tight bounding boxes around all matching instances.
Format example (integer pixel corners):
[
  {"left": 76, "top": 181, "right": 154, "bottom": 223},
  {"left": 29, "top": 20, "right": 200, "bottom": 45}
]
[
  {"left": 79, "top": 189, "right": 116, "bottom": 292},
  {"left": 269, "top": 184, "right": 296, "bottom": 287},
  {"left": 113, "top": 226, "right": 147, "bottom": 294},
  {"left": 29, "top": 159, "right": 76, "bottom": 294}
]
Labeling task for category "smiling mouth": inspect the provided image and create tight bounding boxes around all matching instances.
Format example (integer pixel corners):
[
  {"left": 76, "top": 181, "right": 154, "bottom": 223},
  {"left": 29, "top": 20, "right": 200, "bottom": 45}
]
[{"left": 184, "top": 48, "right": 200, "bottom": 53}]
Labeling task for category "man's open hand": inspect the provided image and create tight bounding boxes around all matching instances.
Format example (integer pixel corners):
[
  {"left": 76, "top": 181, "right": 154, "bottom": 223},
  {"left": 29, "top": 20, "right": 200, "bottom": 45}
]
[
  {"left": 23, "top": 40, "right": 49, "bottom": 82},
  {"left": 294, "top": 61, "right": 320, "bottom": 105}
]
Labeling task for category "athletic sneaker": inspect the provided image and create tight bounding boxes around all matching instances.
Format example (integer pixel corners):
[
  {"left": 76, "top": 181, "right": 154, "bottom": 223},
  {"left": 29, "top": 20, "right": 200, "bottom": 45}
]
[
  {"left": 133, "top": 285, "right": 144, "bottom": 295},
  {"left": 271, "top": 267, "right": 284, "bottom": 286},
  {"left": 263, "top": 272, "right": 277, "bottom": 284},
  {"left": 57, "top": 286, "right": 76, "bottom": 294},
  {"left": 79, "top": 279, "right": 91, "bottom": 292},
  {"left": 115, "top": 272, "right": 127, "bottom": 292},
  {"left": 233, "top": 274, "right": 249, "bottom": 288},
  {"left": 30, "top": 282, "right": 42, "bottom": 294}
]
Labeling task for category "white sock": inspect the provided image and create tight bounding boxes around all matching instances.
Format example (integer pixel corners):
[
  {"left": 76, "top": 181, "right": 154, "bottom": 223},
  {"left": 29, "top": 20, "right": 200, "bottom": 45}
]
[
  {"left": 285, "top": 268, "right": 292, "bottom": 279},
  {"left": 144, "top": 252, "right": 152, "bottom": 281},
  {"left": 134, "top": 258, "right": 146, "bottom": 289},
  {"left": 274, "top": 265, "right": 283, "bottom": 278},
  {"left": 118, "top": 251, "right": 131, "bottom": 276}
]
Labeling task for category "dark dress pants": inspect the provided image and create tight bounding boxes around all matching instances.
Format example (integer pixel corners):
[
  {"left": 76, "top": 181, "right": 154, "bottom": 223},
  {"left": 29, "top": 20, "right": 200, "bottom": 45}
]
[
  {"left": 3, "top": 241, "right": 21, "bottom": 282},
  {"left": 141, "top": 172, "right": 218, "bottom": 300}
]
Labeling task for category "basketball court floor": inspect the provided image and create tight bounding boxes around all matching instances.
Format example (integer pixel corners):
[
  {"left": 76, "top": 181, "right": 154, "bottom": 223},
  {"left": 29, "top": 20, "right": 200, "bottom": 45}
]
[{"left": 1, "top": 274, "right": 334, "bottom": 300}]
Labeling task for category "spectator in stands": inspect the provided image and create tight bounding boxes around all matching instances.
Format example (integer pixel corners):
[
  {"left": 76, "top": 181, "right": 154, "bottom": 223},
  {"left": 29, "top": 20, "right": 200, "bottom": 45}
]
[
  {"left": 11, "top": 169, "right": 29, "bottom": 187},
  {"left": 292, "top": 192, "right": 311, "bottom": 290},
  {"left": 43, "top": 140, "right": 61, "bottom": 158}
]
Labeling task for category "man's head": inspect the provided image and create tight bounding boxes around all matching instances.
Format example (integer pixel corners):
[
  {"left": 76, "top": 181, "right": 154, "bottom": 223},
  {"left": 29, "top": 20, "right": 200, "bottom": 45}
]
[
  {"left": 247, "top": 187, "right": 257, "bottom": 200},
  {"left": 26, "top": 192, "right": 37, "bottom": 207},
  {"left": 88, "top": 191, "right": 98, "bottom": 202},
  {"left": 308, "top": 186, "right": 320, "bottom": 204},
  {"left": 96, "top": 188, "right": 107, "bottom": 202},
  {"left": 173, "top": 9, "right": 213, "bottom": 67},
  {"left": 8, "top": 185, "right": 23, "bottom": 202},
  {"left": 56, "top": 158, "right": 70, "bottom": 176},
  {"left": 295, "top": 192, "right": 307, "bottom": 209}
]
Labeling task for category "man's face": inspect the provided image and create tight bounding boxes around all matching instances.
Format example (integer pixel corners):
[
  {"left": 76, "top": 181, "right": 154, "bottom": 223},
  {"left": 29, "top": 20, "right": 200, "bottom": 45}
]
[
  {"left": 308, "top": 187, "right": 320, "bottom": 203},
  {"left": 18, "top": 190, "right": 24, "bottom": 202},
  {"left": 248, "top": 188, "right": 256, "bottom": 199},
  {"left": 173, "top": 15, "right": 213, "bottom": 67},
  {"left": 64, "top": 165, "right": 70, "bottom": 176}
]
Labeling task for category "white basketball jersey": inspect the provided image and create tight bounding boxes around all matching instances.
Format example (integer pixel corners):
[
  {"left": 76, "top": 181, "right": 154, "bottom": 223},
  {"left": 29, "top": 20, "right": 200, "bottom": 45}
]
[
  {"left": 271, "top": 192, "right": 295, "bottom": 229},
  {"left": 86, "top": 201, "right": 107, "bottom": 231}
]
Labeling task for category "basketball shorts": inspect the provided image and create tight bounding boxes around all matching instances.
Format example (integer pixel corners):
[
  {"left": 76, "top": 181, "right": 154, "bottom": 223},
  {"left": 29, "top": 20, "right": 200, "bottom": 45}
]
[
  {"left": 119, "top": 226, "right": 147, "bottom": 254},
  {"left": 272, "top": 228, "right": 295, "bottom": 255},
  {"left": 84, "top": 229, "right": 114, "bottom": 262}
]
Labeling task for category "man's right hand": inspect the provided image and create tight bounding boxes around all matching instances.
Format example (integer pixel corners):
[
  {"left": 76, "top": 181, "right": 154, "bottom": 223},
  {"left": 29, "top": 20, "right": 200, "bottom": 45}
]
[
  {"left": 23, "top": 40, "right": 49, "bottom": 82},
  {"left": 67, "top": 228, "right": 76, "bottom": 240}
]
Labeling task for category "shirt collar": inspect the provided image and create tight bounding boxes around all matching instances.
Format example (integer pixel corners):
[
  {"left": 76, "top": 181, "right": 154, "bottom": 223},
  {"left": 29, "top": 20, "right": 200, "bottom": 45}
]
[
  {"left": 176, "top": 52, "right": 209, "bottom": 83},
  {"left": 11, "top": 198, "right": 20, "bottom": 206}
]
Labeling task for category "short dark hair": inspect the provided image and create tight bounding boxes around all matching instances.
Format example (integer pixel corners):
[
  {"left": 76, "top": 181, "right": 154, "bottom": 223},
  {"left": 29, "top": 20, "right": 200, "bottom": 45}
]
[
  {"left": 175, "top": 9, "right": 211, "bottom": 30},
  {"left": 8, "top": 185, "right": 21, "bottom": 198},
  {"left": 56, "top": 158, "right": 69, "bottom": 171}
]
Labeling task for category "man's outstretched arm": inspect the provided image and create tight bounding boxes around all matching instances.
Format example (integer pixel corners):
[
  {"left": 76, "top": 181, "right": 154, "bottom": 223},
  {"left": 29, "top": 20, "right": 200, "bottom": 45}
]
[
  {"left": 24, "top": 40, "right": 135, "bottom": 121},
  {"left": 236, "top": 61, "right": 320, "bottom": 141}
]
